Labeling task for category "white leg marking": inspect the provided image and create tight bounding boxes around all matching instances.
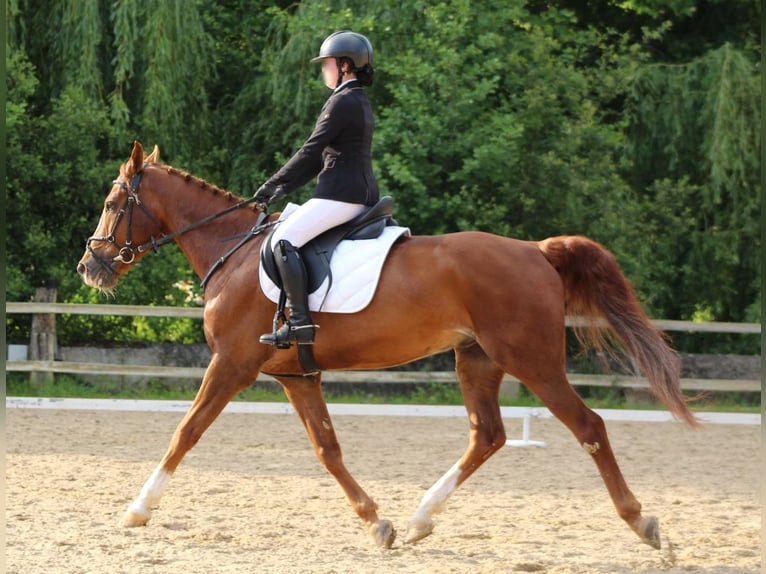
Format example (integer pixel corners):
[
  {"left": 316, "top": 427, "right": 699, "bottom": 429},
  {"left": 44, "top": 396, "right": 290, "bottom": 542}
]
[
  {"left": 127, "top": 466, "right": 172, "bottom": 518},
  {"left": 412, "top": 461, "right": 462, "bottom": 524}
]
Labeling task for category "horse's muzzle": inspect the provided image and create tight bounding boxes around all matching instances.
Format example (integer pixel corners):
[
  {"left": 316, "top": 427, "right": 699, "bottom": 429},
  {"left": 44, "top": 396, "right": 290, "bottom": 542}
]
[{"left": 77, "top": 254, "right": 118, "bottom": 290}]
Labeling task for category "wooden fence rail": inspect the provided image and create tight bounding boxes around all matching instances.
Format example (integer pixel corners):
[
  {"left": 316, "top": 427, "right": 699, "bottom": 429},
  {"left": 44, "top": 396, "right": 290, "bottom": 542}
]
[
  {"left": 5, "top": 302, "right": 762, "bottom": 393},
  {"left": 4, "top": 360, "right": 761, "bottom": 393},
  {"left": 5, "top": 302, "right": 763, "bottom": 333}
]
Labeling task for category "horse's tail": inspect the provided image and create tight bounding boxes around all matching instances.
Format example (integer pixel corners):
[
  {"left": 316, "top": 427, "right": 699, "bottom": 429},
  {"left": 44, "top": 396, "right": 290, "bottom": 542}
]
[{"left": 537, "top": 235, "right": 698, "bottom": 427}]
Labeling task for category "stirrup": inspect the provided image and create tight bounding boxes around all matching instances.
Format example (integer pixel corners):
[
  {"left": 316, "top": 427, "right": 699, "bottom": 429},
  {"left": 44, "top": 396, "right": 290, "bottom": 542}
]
[{"left": 259, "top": 323, "right": 317, "bottom": 348}]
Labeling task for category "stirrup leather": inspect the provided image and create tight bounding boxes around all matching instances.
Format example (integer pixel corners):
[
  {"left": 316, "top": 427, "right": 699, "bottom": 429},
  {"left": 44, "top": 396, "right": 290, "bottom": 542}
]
[{"left": 259, "top": 239, "right": 317, "bottom": 349}]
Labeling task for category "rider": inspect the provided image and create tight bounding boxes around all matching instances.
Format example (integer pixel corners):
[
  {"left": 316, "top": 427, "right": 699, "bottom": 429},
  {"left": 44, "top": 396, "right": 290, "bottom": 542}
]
[{"left": 254, "top": 30, "right": 379, "bottom": 348}]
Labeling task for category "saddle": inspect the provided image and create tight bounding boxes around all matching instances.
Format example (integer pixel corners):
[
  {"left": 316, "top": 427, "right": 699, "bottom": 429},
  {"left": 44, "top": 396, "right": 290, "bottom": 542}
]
[{"left": 260, "top": 196, "right": 397, "bottom": 293}]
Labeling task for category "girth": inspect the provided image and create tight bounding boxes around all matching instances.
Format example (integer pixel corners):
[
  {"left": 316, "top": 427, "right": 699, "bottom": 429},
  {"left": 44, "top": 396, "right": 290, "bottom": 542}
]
[{"left": 260, "top": 196, "right": 396, "bottom": 294}]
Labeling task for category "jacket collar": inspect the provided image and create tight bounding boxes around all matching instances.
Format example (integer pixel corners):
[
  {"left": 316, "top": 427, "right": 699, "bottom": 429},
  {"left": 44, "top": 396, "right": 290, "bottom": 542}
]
[{"left": 333, "top": 79, "right": 359, "bottom": 93}]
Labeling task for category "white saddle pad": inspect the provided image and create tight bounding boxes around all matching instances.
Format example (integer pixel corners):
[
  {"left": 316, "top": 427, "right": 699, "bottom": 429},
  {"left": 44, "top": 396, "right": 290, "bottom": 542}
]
[{"left": 259, "top": 203, "right": 410, "bottom": 314}]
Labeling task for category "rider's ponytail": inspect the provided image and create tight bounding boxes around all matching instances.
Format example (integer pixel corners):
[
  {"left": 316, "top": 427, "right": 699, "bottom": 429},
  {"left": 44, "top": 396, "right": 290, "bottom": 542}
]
[{"left": 355, "top": 64, "right": 374, "bottom": 87}]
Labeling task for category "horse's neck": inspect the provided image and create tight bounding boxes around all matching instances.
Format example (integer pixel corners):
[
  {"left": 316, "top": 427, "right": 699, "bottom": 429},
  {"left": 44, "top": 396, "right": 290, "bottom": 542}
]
[{"left": 144, "top": 167, "right": 258, "bottom": 280}]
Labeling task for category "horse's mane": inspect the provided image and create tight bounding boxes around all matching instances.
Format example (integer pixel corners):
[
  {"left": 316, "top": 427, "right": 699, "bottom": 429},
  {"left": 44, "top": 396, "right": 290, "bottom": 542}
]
[{"left": 152, "top": 163, "right": 260, "bottom": 213}]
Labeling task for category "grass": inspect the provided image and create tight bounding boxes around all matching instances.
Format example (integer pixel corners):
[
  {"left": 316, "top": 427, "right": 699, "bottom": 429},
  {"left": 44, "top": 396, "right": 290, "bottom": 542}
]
[{"left": 6, "top": 374, "right": 760, "bottom": 413}]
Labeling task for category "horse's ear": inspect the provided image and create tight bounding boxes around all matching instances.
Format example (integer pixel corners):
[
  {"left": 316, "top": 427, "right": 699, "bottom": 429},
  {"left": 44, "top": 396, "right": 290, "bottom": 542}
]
[
  {"left": 145, "top": 145, "right": 160, "bottom": 164},
  {"left": 129, "top": 141, "right": 145, "bottom": 175}
]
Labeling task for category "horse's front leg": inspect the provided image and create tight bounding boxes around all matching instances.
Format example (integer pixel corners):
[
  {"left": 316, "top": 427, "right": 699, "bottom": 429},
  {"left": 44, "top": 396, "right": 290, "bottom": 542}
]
[
  {"left": 275, "top": 374, "right": 396, "bottom": 549},
  {"left": 123, "top": 353, "right": 255, "bottom": 527}
]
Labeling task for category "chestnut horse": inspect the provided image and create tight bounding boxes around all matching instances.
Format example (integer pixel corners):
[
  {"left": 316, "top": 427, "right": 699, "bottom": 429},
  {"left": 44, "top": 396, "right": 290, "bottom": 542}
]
[{"left": 78, "top": 142, "right": 696, "bottom": 550}]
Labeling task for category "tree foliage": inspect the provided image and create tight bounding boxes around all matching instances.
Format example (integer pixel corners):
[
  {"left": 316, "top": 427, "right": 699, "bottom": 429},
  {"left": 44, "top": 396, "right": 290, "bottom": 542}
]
[
  {"left": 6, "top": 0, "right": 760, "bottom": 352},
  {"left": 626, "top": 43, "right": 760, "bottom": 321}
]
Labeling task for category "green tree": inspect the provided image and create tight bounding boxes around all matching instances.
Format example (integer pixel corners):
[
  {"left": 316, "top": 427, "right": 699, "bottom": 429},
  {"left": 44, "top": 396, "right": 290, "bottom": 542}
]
[
  {"left": 6, "top": 1, "right": 215, "bottom": 344},
  {"left": 5, "top": 49, "right": 44, "bottom": 301},
  {"left": 625, "top": 43, "right": 760, "bottom": 322},
  {"left": 6, "top": 53, "right": 117, "bottom": 300},
  {"left": 5, "top": 0, "right": 760, "bottom": 352},
  {"left": 371, "top": 2, "right": 636, "bottom": 246}
]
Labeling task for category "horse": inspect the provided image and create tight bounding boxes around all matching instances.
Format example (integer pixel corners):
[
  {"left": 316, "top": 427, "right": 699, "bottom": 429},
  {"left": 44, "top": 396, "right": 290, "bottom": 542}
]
[{"left": 77, "top": 141, "right": 697, "bottom": 550}]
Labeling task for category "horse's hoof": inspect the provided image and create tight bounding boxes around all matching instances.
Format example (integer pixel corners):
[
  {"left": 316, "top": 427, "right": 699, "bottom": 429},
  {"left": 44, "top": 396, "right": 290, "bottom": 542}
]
[
  {"left": 404, "top": 519, "right": 434, "bottom": 544},
  {"left": 122, "top": 509, "right": 151, "bottom": 527},
  {"left": 370, "top": 519, "right": 396, "bottom": 548},
  {"left": 634, "top": 515, "right": 661, "bottom": 549}
]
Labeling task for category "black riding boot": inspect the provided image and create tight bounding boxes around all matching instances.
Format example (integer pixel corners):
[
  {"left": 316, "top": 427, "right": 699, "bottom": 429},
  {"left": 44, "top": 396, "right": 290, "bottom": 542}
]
[{"left": 259, "top": 240, "right": 316, "bottom": 347}]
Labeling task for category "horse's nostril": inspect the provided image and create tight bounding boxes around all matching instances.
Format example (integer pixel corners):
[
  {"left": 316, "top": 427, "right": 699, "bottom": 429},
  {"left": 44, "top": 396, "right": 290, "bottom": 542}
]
[{"left": 77, "top": 262, "right": 86, "bottom": 276}]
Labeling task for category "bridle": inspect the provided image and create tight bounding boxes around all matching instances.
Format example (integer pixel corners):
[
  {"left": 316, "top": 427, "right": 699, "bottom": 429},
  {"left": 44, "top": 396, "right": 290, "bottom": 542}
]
[
  {"left": 85, "top": 165, "right": 269, "bottom": 278},
  {"left": 85, "top": 171, "right": 162, "bottom": 272}
]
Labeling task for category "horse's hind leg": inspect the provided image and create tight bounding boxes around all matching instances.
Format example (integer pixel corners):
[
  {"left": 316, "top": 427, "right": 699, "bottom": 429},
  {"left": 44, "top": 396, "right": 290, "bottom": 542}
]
[
  {"left": 275, "top": 374, "right": 396, "bottom": 549},
  {"left": 405, "top": 343, "right": 506, "bottom": 544},
  {"left": 523, "top": 372, "right": 661, "bottom": 548}
]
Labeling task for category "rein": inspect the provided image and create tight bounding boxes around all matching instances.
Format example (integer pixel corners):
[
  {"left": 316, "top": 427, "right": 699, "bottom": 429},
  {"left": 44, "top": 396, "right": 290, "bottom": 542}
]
[
  {"left": 86, "top": 166, "right": 272, "bottom": 287},
  {"left": 199, "top": 211, "right": 273, "bottom": 289}
]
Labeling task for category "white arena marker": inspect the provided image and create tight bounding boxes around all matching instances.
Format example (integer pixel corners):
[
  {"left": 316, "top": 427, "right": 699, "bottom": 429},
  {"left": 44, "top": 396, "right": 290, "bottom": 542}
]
[{"left": 505, "top": 411, "right": 546, "bottom": 448}]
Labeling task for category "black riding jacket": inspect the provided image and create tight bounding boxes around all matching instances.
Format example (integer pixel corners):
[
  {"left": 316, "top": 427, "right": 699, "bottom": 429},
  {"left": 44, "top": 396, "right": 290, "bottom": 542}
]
[{"left": 266, "top": 80, "right": 379, "bottom": 206}]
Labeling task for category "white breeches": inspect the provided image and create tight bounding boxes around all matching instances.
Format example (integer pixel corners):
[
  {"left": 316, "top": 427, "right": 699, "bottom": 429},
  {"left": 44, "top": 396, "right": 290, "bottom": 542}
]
[{"left": 270, "top": 198, "right": 368, "bottom": 249}]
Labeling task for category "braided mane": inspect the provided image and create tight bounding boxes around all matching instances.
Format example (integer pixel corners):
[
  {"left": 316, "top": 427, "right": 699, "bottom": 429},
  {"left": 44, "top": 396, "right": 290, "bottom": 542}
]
[{"left": 159, "top": 164, "right": 260, "bottom": 213}]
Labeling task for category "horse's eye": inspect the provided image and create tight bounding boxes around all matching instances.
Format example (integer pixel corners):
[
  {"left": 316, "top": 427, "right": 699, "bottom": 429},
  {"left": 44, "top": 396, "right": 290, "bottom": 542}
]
[{"left": 105, "top": 201, "right": 118, "bottom": 213}]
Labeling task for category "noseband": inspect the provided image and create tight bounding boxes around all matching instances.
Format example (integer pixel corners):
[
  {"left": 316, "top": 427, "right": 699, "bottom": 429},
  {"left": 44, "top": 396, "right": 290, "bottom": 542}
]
[{"left": 85, "top": 170, "right": 165, "bottom": 273}]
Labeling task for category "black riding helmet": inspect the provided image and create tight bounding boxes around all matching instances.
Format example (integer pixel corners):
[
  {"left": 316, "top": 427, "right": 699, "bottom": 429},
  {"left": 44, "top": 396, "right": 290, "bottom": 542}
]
[{"left": 311, "top": 30, "right": 373, "bottom": 68}]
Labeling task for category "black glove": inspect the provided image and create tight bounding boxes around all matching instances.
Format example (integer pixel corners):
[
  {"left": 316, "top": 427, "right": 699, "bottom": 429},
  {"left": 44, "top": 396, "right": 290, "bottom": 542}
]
[{"left": 253, "top": 182, "right": 283, "bottom": 204}]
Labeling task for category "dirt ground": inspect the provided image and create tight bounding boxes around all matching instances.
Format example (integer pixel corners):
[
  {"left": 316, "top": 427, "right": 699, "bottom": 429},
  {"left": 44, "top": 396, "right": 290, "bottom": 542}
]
[{"left": 6, "top": 407, "right": 762, "bottom": 574}]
